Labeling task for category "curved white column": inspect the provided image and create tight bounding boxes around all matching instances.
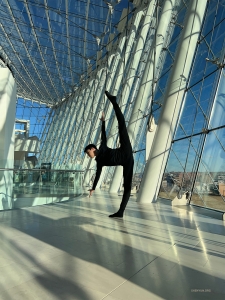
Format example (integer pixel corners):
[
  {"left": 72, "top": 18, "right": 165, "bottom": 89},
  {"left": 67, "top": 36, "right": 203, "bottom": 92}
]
[
  {"left": 66, "top": 77, "right": 97, "bottom": 161},
  {"left": 110, "top": 0, "right": 176, "bottom": 193},
  {"left": 51, "top": 87, "right": 87, "bottom": 165},
  {"left": 137, "top": 0, "right": 208, "bottom": 203},
  {"left": 93, "top": 6, "right": 144, "bottom": 191},
  {"left": 82, "top": 33, "right": 129, "bottom": 184}
]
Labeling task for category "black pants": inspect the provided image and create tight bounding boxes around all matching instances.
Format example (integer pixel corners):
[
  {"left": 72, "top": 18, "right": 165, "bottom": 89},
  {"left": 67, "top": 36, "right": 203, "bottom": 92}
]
[{"left": 112, "top": 102, "right": 134, "bottom": 213}]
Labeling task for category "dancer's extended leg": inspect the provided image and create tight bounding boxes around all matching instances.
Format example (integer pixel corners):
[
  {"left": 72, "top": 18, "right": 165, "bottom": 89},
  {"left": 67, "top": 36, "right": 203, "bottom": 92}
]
[
  {"left": 105, "top": 91, "right": 134, "bottom": 218},
  {"left": 105, "top": 91, "right": 131, "bottom": 150}
]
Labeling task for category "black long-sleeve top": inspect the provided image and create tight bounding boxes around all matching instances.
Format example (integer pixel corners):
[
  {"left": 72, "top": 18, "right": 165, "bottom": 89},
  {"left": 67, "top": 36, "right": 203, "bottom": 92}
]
[{"left": 92, "top": 121, "right": 123, "bottom": 190}]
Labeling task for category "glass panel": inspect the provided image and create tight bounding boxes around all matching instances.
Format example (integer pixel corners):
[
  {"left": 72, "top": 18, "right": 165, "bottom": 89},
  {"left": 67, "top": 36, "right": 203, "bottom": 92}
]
[
  {"left": 0, "top": 166, "right": 84, "bottom": 211},
  {"left": 191, "top": 129, "right": 225, "bottom": 210},
  {"left": 175, "top": 71, "right": 218, "bottom": 139},
  {"left": 159, "top": 135, "right": 204, "bottom": 201},
  {"left": 13, "top": 169, "right": 82, "bottom": 190},
  {"left": 210, "top": 70, "right": 225, "bottom": 128},
  {"left": 133, "top": 150, "right": 145, "bottom": 193}
]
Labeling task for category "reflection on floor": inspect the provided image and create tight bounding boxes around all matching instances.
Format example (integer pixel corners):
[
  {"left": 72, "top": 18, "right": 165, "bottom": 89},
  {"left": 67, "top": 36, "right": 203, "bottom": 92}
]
[{"left": 0, "top": 190, "right": 225, "bottom": 300}]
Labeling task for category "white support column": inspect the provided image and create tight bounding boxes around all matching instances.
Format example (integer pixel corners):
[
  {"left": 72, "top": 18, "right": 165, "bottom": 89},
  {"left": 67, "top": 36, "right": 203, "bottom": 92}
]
[
  {"left": 80, "top": 69, "right": 105, "bottom": 151},
  {"left": 97, "top": 7, "right": 144, "bottom": 191},
  {"left": 83, "top": 6, "right": 144, "bottom": 187},
  {"left": 39, "top": 107, "right": 58, "bottom": 162},
  {"left": 38, "top": 108, "right": 53, "bottom": 161},
  {"left": 44, "top": 101, "right": 67, "bottom": 162},
  {"left": 73, "top": 65, "right": 107, "bottom": 161},
  {"left": 117, "top": 0, "right": 156, "bottom": 109},
  {"left": 50, "top": 94, "right": 76, "bottom": 161},
  {"left": 73, "top": 52, "right": 116, "bottom": 161},
  {"left": 105, "top": 34, "right": 127, "bottom": 93},
  {"left": 137, "top": 0, "right": 208, "bottom": 203},
  {"left": 50, "top": 101, "right": 70, "bottom": 164},
  {"left": 70, "top": 77, "right": 99, "bottom": 159},
  {"left": 62, "top": 77, "right": 96, "bottom": 162},
  {"left": 52, "top": 97, "right": 76, "bottom": 161},
  {"left": 60, "top": 99, "right": 82, "bottom": 163},
  {"left": 82, "top": 32, "right": 127, "bottom": 158},
  {"left": 54, "top": 87, "right": 86, "bottom": 161},
  {"left": 54, "top": 84, "right": 88, "bottom": 164},
  {"left": 0, "top": 68, "right": 16, "bottom": 210},
  {"left": 45, "top": 84, "right": 83, "bottom": 163},
  {"left": 75, "top": 46, "right": 115, "bottom": 166},
  {"left": 109, "top": 7, "right": 144, "bottom": 98},
  {"left": 82, "top": 80, "right": 109, "bottom": 185},
  {"left": 110, "top": 0, "right": 175, "bottom": 193},
  {"left": 82, "top": 33, "right": 128, "bottom": 183}
]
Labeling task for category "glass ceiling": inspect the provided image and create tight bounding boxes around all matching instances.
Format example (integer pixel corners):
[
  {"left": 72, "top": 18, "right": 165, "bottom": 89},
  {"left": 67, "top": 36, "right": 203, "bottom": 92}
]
[{"left": 0, "top": 0, "right": 132, "bottom": 106}]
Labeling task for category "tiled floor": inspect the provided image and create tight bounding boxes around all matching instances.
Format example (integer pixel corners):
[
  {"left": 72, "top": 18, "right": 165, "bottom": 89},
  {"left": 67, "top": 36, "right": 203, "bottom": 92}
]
[{"left": 0, "top": 190, "right": 225, "bottom": 300}]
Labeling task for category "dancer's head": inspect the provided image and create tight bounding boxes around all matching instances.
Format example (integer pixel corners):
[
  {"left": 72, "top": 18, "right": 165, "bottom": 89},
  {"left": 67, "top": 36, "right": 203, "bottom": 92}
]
[{"left": 84, "top": 144, "right": 98, "bottom": 158}]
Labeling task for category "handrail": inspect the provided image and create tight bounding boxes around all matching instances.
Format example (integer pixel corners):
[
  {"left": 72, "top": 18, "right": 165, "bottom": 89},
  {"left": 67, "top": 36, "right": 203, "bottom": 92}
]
[{"left": 0, "top": 168, "right": 84, "bottom": 172}]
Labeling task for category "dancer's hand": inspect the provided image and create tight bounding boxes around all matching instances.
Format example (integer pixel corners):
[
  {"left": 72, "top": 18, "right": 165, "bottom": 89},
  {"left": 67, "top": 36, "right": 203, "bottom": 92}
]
[
  {"left": 88, "top": 189, "right": 94, "bottom": 197},
  {"left": 100, "top": 111, "right": 105, "bottom": 122}
]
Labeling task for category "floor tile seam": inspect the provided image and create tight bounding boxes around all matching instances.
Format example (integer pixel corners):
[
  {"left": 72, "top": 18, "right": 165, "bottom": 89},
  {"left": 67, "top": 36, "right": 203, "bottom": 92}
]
[
  {"left": 161, "top": 236, "right": 225, "bottom": 263},
  {"left": 0, "top": 239, "right": 60, "bottom": 251},
  {"left": 0, "top": 279, "right": 33, "bottom": 298},
  {"left": 100, "top": 278, "right": 131, "bottom": 299},
  {"left": 13, "top": 215, "right": 81, "bottom": 223},
  {"left": 181, "top": 225, "right": 225, "bottom": 248},
  {"left": 86, "top": 220, "right": 191, "bottom": 242},
  {"left": 0, "top": 264, "right": 48, "bottom": 294},
  {"left": 194, "top": 239, "right": 225, "bottom": 249},
  {"left": 202, "top": 239, "right": 225, "bottom": 246},
  {"left": 56, "top": 205, "right": 111, "bottom": 215},
  {"left": 100, "top": 246, "right": 175, "bottom": 300},
  {"left": 24, "top": 208, "right": 76, "bottom": 215},
  {"left": 169, "top": 231, "right": 202, "bottom": 251},
  {"left": 5, "top": 226, "right": 65, "bottom": 240},
  {"left": 118, "top": 225, "right": 196, "bottom": 239},
  {"left": 0, "top": 246, "right": 66, "bottom": 271},
  {"left": 191, "top": 242, "right": 225, "bottom": 258},
  {"left": 89, "top": 222, "right": 200, "bottom": 246},
  {"left": 0, "top": 265, "right": 96, "bottom": 298},
  {"left": 112, "top": 221, "right": 195, "bottom": 239}
]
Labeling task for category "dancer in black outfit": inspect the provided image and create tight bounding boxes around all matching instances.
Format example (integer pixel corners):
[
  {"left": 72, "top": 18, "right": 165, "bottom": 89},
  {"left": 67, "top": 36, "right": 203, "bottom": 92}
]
[{"left": 84, "top": 91, "right": 134, "bottom": 218}]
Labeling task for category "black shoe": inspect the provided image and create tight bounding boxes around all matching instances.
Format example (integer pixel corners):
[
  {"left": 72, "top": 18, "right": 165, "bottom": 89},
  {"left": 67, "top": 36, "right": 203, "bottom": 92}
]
[
  {"left": 105, "top": 91, "right": 117, "bottom": 103},
  {"left": 109, "top": 211, "right": 123, "bottom": 218}
]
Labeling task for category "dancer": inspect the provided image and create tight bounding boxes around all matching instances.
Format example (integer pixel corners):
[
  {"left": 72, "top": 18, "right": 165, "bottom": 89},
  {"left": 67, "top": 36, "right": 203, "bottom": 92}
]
[{"left": 84, "top": 91, "right": 134, "bottom": 218}]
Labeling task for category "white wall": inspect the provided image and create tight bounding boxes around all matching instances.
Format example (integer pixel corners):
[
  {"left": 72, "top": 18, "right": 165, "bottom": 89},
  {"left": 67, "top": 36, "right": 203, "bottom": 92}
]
[{"left": 0, "top": 68, "right": 17, "bottom": 210}]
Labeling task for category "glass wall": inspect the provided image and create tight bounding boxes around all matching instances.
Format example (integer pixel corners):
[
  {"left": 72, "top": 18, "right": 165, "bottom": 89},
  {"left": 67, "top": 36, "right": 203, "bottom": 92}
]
[
  {"left": 159, "top": 0, "right": 225, "bottom": 211},
  {"left": 6, "top": 0, "right": 225, "bottom": 212}
]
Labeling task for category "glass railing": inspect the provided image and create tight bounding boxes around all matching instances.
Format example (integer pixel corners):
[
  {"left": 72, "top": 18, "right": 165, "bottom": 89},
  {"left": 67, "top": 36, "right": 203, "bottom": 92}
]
[{"left": 0, "top": 168, "right": 84, "bottom": 210}]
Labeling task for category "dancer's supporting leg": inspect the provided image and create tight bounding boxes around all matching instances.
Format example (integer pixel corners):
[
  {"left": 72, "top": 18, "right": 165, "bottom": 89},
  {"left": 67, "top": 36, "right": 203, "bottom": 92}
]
[{"left": 109, "top": 159, "right": 134, "bottom": 218}]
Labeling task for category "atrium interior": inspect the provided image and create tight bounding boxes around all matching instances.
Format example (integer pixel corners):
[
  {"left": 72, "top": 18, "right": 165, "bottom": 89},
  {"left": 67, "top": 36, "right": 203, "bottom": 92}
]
[{"left": 0, "top": 0, "right": 225, "bottom": 299}]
